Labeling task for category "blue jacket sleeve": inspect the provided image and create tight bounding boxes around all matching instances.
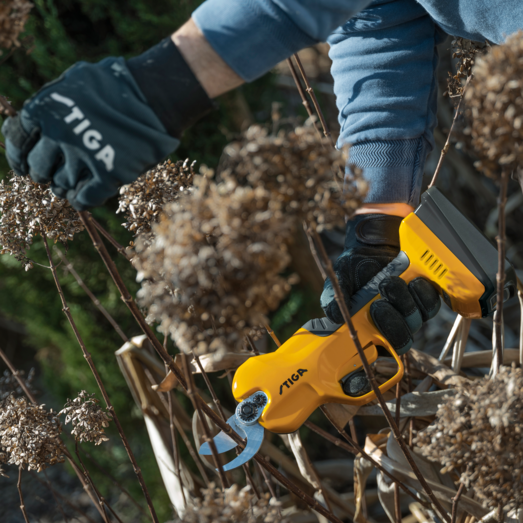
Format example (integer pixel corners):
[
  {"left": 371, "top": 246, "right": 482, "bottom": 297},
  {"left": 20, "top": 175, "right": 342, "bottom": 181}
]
[
  {"left": 328, "top": 0, "right": 448, "bottom": 207},
  {"left": 193, "top": 0, "right": 371, "bottom": 82}
]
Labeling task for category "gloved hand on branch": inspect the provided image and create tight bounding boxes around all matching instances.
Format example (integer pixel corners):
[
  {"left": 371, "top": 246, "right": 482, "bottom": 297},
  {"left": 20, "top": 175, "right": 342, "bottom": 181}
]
[
  {"left": 321, "top": 213, "right": 441, "bottom": 355},
  {"left": 1, "top": 37, "right": 214, "bottom": 210}
]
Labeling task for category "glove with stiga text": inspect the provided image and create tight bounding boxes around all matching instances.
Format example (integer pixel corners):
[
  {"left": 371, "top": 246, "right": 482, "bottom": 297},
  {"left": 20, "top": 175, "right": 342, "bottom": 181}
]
[
  {"left": 1, "top": 38, "right": 214, "bottom": 210},
  {"left": 320, "top": 214, "right": 441, "bottom": 355}
]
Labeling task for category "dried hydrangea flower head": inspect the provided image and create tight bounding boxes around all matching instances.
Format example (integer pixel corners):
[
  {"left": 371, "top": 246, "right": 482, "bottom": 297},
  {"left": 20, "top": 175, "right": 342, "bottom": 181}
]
[
  {"left": 415, "top": 365, "right": 523, "bottom": 509},
  {"left": 464, "top": 30, "right": 523, "bottom": 178},
  {"left": 133, "top": 123, "right": 366, "bottom": 356},
  {"left": 447, "top": 38, "right": 486, "bottom": 98},
  {"left": 0, "top": 174, "right": 84, "bottom": 269},
  {"left": 134, "top": 177, "right": 295, "bottom": 357},
  {"left": 0, "top": 394, "right": 64, "bottom": 472},
  {"left": 181, "top": 482, "right": 286, "bottom": 523},
  {"left": 218, "top": 123, "right": 367, "bottom": 231},
  {"left": 117, "top": 159, "right": 195, "bottom": 242},
  {"left": 0, "top": 368, "right": 36, "bottom": 401},
  {"left": 0, "top": 0, "right": 32, "bottom": 53},
  {"left": 59, "top": 391, "right": 111, "bottom": 445}
]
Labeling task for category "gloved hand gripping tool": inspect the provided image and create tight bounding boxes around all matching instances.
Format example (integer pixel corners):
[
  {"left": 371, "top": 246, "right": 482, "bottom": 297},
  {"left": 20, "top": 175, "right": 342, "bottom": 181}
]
[{"left": 200, "top": 187, "right": 516, "bottom": 470}]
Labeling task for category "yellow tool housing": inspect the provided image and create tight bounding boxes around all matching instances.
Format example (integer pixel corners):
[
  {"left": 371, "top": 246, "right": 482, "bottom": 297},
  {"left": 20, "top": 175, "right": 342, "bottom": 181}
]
[{"left": 233, "top": 188, "right": 516, "bottom": 434}]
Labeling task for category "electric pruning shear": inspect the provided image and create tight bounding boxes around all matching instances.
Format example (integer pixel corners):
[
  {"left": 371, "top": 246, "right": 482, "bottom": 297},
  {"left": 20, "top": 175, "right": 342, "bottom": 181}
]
[{"left": 199, "top": 187, "right": 517, "bottom": 471}]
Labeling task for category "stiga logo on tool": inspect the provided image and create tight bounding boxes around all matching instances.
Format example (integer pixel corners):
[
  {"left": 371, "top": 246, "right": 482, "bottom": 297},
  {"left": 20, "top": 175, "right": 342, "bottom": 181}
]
[
  {"left": 50, "top": 93, "right": 115, "bottom": 171},
  {"left": 279, "top": 369, "right": 308, "bottom": 395}
]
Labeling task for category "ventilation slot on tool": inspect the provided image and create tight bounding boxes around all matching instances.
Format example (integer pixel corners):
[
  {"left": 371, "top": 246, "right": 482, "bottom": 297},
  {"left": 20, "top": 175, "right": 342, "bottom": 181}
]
[{"left": 420, "top": 250, "right": 448, "bottom": 279}]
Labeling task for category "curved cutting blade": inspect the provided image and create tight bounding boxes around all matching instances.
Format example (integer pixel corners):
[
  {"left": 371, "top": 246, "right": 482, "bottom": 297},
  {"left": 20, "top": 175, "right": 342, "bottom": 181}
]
[
  {"left": 221, "top": 421, "right": 264, "bottom": 472},
  {"left": 198, "top": 414, "right": 265, "bottom": 472},
  {"left": 199, "top": 415, "right": 241, "bottom": 455}
]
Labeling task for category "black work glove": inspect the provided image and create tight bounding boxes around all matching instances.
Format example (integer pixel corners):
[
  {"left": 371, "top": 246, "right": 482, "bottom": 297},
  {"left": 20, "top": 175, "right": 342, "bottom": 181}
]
[
  {"left": 1, "top": 38, "right": 214, "bottom": 210},
  {"left": 320, "top": 214, "right": 441, "bottom": 354}
]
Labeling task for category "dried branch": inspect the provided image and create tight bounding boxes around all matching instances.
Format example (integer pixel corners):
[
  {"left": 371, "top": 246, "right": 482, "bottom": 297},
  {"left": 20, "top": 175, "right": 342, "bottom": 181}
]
[
  {"left": 55, "top": 248, "right": 129, "bottom": 343},
  {"left": 89, "top": 214, "right": 133, "bottom": 262},
  {"left": 75, "top": 441, "right": 111, "bottom": 523},
  {"left": 17, "top": 467, "right": 30, "bottom": 523},
  {"left": 0, "top": 346, "right": 37, "bottom": 403},
  {"left": 429, "top": 75, "right": 473, "bottom": 188},
  {"left": 492, "top": 169, "right": 509, "bottom": 377},
  {"left": 451, "top": 483, "right": 466, "bottom": 523},
  {"left": 40, "top": 227, "right": 159, "bottom": 523},
  {"left": 292, "top": 53, "right": 335, "bottom": 147}
]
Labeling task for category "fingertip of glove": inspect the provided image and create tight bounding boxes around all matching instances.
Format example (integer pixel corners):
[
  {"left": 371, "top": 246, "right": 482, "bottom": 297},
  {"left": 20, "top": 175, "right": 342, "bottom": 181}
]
[
  {"left": 408, "top": 278, "right": 441, "bottom": 321},
  {"left": 370, "top": 299, "right": 413, "bottom": 354},
  {"left": 323, "top": 300, "right": 344, "bottom": 325}
]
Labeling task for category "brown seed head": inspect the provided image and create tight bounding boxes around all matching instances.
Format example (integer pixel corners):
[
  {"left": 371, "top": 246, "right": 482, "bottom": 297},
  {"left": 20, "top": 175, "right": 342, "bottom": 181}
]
[
  {"left": 117, "top": 159, "right": 195, "bottom": 244},
  {"left": 0, "top": 174, "right": 84, "bottom": 269},
  {"left": 181, "top": 482, "right": 287, "bottom": 523},
  {"left": 59, "top": 391, "right": 111, "bottom": 445},
  {"left": 464, "top": 30, "right": 523, "bottom": 178},
  {"left": 0, "top": 0, "right": 32, "bottom": 54},
  {"left": 218, "top": 124, "right": 366, "bottom": 230},
  {"left": 415, "top": 365, "right": 523, "bottom": 509},
  {"left": 0, "top": 394, "right": 64, "bottom": 472}
]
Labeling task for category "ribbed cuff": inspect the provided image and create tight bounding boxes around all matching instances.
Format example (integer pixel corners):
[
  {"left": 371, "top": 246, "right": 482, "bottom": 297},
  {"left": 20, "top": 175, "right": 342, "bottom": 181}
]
[
  {"left": 347, "top": 138, "right": 429, "bottom": 207},
  {"left": 193, "top": 0, "right": 317, "bottom": 82}
]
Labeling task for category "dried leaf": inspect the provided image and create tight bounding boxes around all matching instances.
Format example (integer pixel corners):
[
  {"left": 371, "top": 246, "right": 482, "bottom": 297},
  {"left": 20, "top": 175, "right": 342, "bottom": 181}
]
[
  {"left": 408, "top": 348, "right": 467, "bottom": 387},
  {"left": 151, "top": 370, "right": 178, "bottom": 392},
  {"left": 322, "top": 403, "right": 359, "bottom": 428},
  {"left": 354, "top": 454, "right": 374, "bottom": 523}
]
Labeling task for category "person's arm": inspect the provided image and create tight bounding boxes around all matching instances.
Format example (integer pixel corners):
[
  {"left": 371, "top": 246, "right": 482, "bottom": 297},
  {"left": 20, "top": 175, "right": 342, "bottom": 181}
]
[
  {"left": 327, "top": 0, "right": 448, "bottom": 210},
  {"left": 172, "top": 19, "right": 244, "bottom": 99}
]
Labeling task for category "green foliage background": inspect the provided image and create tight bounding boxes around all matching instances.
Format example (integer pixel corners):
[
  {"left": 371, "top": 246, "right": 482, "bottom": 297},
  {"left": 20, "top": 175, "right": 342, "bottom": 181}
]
[{"left": 0, "top": 1, "right": 315, "bottom": 521}]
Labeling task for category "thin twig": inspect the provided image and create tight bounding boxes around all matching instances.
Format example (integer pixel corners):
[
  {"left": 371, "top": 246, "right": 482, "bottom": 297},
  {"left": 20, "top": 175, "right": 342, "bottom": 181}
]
[
  {"left": 246, "top": 335, "right": 260, "bottom": 355},
  {"left": 286, "top": 58, "right": 323, "bottom": 140},
  {"left": 89, "top": 214, "right": 133, "bottom": 262},
  {"left": 79, "top": 447, "right": 149, "bottom": 518},
  {"left": 394, "top": 381, "right": 402, "bottom": 523},
  {"left": 151, "top": 374, "right": 211, "bottom": 486},
  {"left": 43, "top": 470, "right": 70, "bottom": 523},
  {"left": 429, "top": 75, "right": 473, "bottom": 188},
  {"left": 498, "top": 504, "right": 504, "bottom": 523},
  {"left": 32, "top": 472, "right": 97, "bottom": 523},
  {"left": 17, "top": 467, "right": 30, "bottom": 523},
  {"left": 62, "top": 446, "right": 109, "bottom": 521},
  {"left": 164, "top": 335, "right": 187, "bottom": 508},
  {"left": 75, "top": 441, "right": 111, "bottom": 523},
  {"left": 307, "top": 225, "right": 450, "bottom": 523},
  {"left": 41, "top": 227, "right": 159, "bottom": 523},
  {"left": 0, "top": 94, "right": 16, "bottom": 117},
  {"left": 0, "top": 347, "right": 37, "bottom": 403},
  {"left": 181, "top": 353, "right": 229, "bottom": 489},
  {"left": 493, "top": 170, "right": 509, "bottom": 377},
  {"left": 292, "top": 54, "right": 335, "bottom": 147},
  {"left": 264, "top": 323, "right": 282, "bottom": 348},
  {"left": 55, "top": 248, "right": 130, "bottom": 343},
  {"left": 451, "top": 483, "right": 466, "bottom": 523},
  {"left": 308, "top": 415, "right": 427, "bottom": 508}
]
